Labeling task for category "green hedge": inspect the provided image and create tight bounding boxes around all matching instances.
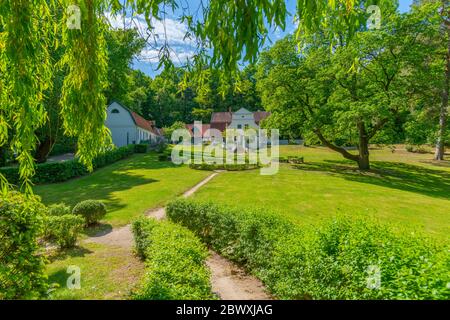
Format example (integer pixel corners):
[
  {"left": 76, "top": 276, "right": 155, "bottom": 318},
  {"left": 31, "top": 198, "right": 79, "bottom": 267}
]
[
  {"left": 134, "top": 144, "right": 149, "bottom": 154},
  {"left": 0, "top": 145, "right": 135, "bottom": 185},
  {"left": 0, "top": 192, "right": 48, "bottom": 299},
  {"left": 189, "top": 163, "right": 260, "bottom": 171},
  {"left": 72, "top": 200, "right": 107, "bottom": 226},
  {"left": 131, "top": 217, "right": 214, "bottom": 300},
  {"left": 166, "top": 199, "right": 450, "bottom": 300}
]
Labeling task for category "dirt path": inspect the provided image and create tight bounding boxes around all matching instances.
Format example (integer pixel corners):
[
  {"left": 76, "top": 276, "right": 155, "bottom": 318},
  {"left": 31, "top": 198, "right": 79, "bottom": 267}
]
[{"left": 86, "top": 171, "right": 272, "bottom": 300}]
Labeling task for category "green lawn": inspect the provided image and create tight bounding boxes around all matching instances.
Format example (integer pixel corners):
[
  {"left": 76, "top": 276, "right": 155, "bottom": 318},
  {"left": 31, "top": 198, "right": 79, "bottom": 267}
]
[
  {"left": 46, "top": 242, "right": 144, "bottom": 300},
  {"left": 192, "top": 146, "right": 450, "bottom": 241},
  {"left": 34, "top": 153, "right": 211, "bottom": 227}
]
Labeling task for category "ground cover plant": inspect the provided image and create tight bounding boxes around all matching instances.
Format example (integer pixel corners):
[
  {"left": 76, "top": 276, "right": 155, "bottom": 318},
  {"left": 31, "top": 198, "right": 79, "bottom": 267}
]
[{"left": 167, "top": 199, "right": 450, "bottom": 300}]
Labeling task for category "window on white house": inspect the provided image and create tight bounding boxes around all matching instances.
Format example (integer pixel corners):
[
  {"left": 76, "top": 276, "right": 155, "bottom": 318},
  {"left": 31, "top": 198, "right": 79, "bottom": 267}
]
[
  {"left": 237, "top": 124, "right": 242, "bottom": 129},
  {"left": 111, "top": 109, "right": 120, "bottom": 114}
]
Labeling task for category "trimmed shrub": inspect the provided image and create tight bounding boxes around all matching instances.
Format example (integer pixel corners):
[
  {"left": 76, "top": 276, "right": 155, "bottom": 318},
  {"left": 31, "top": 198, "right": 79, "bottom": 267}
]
[
  {"left": 166, "top": 199, "right": 450, "bottom": 300},
  {"left": 0, "top": 145, "right": 136, "bottom": 185},
  {"left": 45, "top": 215, "right": 84, "bottom": 249},
  {"left": 0, "top": 192, "right": 48, "bottom": 299},
  {"left": 48, "top": 203, "right": 71, "bottom": 216},
  {"left": 134, "top": 144, "right": 148, "bottom": 154},
  {"left": 72, "top": 200, "right": 107, "bottom": 226},
  {"left": 131, "top": 217, "right": 214, "bottom": 300}
]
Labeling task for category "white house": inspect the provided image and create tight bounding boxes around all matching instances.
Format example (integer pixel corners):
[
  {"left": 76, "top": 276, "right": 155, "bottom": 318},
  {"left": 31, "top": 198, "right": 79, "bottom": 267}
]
[
  {"left": 210, "top": 108, "right": 270, "bottom": 132},
  {"left": 105, "top": 101, "right": 160, "bottom": 147}
]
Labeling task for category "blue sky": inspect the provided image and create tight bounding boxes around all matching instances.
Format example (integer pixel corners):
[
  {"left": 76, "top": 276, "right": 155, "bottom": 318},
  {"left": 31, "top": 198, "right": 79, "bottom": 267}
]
[{"left": 129, "top": 0, "right": 414, "bottom": 77}]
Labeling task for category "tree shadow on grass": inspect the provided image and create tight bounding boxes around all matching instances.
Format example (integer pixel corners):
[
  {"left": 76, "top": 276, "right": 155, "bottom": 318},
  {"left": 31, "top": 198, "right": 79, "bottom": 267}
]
[
  {"left": 82, "top": 223, "right": 113, "bottom": 238},
  {"left": 47, "top": 245, "right": 94, "bottom": 263},
  {"left": 293, "top": 160, "right": 450, "bottom": 200}
]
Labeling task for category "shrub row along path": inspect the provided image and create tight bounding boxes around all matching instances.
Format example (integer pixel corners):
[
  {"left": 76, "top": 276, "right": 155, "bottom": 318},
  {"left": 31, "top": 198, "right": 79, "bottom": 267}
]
[{"left": 86, "top": 172, "right": 271, "bottom": 300}]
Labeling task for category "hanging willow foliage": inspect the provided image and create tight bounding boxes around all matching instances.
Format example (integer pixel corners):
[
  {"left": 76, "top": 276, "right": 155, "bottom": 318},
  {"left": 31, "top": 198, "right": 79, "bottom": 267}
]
[
  {"left": 0, "top": 0, "right": 53, "bottom": 194},
  {"left": 60, "top": 0, "right": 110, "bottom": 171},
  {"left": 0, "top": 0, "right": 391, "bottom": 194}
]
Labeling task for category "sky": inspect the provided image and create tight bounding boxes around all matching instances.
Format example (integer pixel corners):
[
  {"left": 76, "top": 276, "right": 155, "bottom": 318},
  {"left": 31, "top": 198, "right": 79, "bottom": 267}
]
[{"left": 123, "top": 0, "right": 414, "bottom": 77}]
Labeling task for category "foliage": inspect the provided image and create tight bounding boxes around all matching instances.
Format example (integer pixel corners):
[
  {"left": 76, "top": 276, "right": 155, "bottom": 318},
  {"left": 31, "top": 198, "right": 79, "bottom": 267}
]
[
  {"left": 0, "top": 192, "right": 48, "bottom": 299},
  {"left": 48, "top": 203, "right": 72, "bottom": 216},
  {"left": 44, "top": 214, "right": 84, "bottom": 249},
  {"left": 72, "top": 200, "right": 107, "bottom": 226},
  {"left": 163, "top": 121, "right": 187, "bottom": 141},
  {"left": 131, "top": 217, "right": 214, "bottom": 300},
  {"left": 0, "top": 0, "right": 52, "bottom": 192},
  {"left": 167, "top": 199, "right": 450, "bottom": 300},
  {"left": 60, "top": 0, "right": 110, "bottom": 173},
  {"left": 134, "top": 144, "right": 148, "bottom": 154}
]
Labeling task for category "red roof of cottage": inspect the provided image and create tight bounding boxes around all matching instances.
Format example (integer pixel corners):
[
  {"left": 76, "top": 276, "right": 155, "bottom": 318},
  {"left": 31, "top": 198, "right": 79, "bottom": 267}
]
[
  {"left": 254, "top": 111, "right": 271, "bottom": 124},
  {"left": 211, "top": 112, "right": 232, "bottom": 123},
  {"left": 185, "top": 124, "right": 211, "bottom": 137},
  {"left": 130, "top": 110, "right": 154, "bottom": 133},
  {"left": 111, "top": 101, "right": 162, "bottom": 136}
]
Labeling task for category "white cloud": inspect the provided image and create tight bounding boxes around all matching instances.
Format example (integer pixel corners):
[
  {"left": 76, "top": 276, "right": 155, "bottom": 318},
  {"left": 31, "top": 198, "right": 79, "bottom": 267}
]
[{"left": 105, "top": 12, "right": 197, "bottom": 66}]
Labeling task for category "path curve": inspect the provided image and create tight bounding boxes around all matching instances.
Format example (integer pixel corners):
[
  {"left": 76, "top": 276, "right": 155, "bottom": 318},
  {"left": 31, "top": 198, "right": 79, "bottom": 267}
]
[{"left": 87, "top": 171, "right": 272, "bottom": 300}]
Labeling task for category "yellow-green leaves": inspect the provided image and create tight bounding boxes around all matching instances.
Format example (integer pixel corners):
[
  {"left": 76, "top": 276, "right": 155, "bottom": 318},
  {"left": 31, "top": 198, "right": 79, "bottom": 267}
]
[
  {"left": 60, "top": 0, "right": 110, "bottom": 172},
  {"left": 0, "top": 0, "right": 53, "bottom": 194}
]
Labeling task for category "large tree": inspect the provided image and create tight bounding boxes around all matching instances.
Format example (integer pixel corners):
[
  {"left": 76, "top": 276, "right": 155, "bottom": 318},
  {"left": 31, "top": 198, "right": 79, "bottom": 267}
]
[{"left": 257, "top": 9, "right": 433, "bottom": 170}]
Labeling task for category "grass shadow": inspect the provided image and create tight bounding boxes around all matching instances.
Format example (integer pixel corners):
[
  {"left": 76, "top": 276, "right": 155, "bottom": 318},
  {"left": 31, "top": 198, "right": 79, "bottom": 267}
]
[
  {"left": 82, "top": 223, "right": 113, "bottom": 238},
  {"left": 47, "top": 245, "right": 94, "bottom": 262},
  {"left": 294, "top": 160, "right": 450, "bottom": 200}
]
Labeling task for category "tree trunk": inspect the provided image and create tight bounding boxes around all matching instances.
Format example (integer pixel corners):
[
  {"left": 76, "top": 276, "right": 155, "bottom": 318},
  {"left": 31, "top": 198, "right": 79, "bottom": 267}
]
[
  {"left": 435, "top": 5, "right": 450, "bottom": 161},
  {"left": 357, "top": 121, "right": 370, "bottom": 170},
  {"left": 35, "top": 137, "right": 54, "bottom": 164}
]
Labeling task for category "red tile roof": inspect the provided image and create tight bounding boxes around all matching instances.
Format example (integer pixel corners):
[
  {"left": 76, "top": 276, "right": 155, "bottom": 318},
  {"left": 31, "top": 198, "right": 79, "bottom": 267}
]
[
  {"left": 211, "top": 112, "right": 232, "bottom": 123},
  {"left": 185, "top": 124, "right": 211, "bottom": 137},
  {"left": 111, "top": 101, "right": 162, "bottom": 136},
  {"left": 130, "top": 110, "right": 154, "bottom": 133}
]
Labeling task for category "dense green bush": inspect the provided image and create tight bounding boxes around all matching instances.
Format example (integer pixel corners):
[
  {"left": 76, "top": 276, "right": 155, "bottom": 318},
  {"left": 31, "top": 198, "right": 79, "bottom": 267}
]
[
  {"left": 72, "top": 200, "right": 107, "bottom": 226},
  {"left": 48, "top": 203, "right": 71, "bottom": 216},
  {"left": 189, "top": 163, "right": 260, "bottom": 171},
  {"left": 45, "top": 215, "right": 84, "bottom": 248},
  {"left": 134, "top": 144, "right": 148, "bottom": 154},
  {"left": 0, "top": 192, "right": 48, "bottom": 299},
  {"left": 166, "top": 199, "right": 450, "bottom": 300},
  {"left": 131, "top": 217, "right": 214, "bottom": 300},
  {"left": 0, "top": 145, "right": 136, "bottom": 185}
]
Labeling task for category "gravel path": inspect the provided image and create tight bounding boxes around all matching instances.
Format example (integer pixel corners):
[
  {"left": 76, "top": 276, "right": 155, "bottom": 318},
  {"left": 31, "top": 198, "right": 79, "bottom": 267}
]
[{"left": 86, "top": 171, "right": 272, "bottom": 300}]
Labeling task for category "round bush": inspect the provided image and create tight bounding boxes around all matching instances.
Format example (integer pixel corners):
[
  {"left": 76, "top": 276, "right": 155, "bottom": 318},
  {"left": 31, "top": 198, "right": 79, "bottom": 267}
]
[
  {"left": 72, "top": 200, "right": 107, "bottom": 225},
  {"left": 48, "top": 203, "right": 71, "bottom": 216}
]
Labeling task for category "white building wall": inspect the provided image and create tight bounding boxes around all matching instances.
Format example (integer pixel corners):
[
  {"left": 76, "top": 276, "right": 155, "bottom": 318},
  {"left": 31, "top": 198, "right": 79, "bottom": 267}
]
[
  {"left": 106, "top": 102, "right": 138, "bottom": 147},
  {"left": 227, "top": 108, "right": 259, "bottom": 130}
]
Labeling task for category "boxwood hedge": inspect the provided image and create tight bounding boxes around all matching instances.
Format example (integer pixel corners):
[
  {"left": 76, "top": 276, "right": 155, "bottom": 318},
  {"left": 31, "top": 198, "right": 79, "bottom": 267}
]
[
  {"left": 131, "top": 217, "right": 214, "bottom": 300},
  {"left": 0, "top": 145, "right": 136, "bottom": 185},
  {"left": 166, "top": 199, "right": 450, "bottom": 300}
]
